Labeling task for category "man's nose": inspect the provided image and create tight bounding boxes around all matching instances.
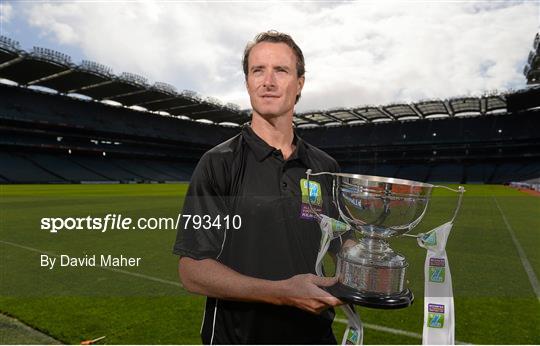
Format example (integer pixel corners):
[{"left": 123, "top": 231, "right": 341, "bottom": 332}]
[{"left": 262, "top": 72, "right": 276, "bottom": 87}]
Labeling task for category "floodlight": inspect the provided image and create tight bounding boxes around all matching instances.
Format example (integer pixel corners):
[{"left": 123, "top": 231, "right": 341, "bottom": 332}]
[
  {"left": 225, "top": 102, "right": 240, "bottom": 111},
  {"left": 80, "top": 60, "right": 113, "bottom": 76},
  {"left": 0, "top": 35, "right": 20, "bottom": 51},
  {"left": 119, "top": 72, "right": 148, "bottom": 86},
  {"left": 153, "top": 82, "right": 177, "bottom": 95},
  {"left": 31, "top": 46, "right": 72, "bottom": 65},
  {"left": 205, "top": 96, "right": 223, "bottom": 107},
  {"left": 181, "top": 89, "right": 201, "bottom": 101}
]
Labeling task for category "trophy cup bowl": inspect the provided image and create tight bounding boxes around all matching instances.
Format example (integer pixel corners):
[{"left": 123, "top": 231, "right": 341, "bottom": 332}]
[{"left": 311, "top": 172, "right": 435, "bottom": 309}]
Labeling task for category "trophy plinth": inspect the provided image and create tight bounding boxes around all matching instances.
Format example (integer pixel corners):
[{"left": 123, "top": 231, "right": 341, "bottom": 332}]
[
  {"left": 327, "top": 284, "right": 413, "bottom": 309},
  {"left": 333, "top": 238, "right": 413, "bottom": 308}
]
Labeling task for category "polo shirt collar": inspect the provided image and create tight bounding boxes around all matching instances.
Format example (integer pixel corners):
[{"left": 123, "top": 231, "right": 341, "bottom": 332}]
[{"left": 242, "top": 125, "right": 310, "bottom": 165}]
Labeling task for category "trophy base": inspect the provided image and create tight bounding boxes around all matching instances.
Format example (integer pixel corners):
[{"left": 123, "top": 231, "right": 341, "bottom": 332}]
[{"left": 326, "top": 283, "right": 414, "bottom": 309}]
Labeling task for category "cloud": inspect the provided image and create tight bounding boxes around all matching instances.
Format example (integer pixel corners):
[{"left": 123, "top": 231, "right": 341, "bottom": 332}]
[
  {"left": 0, "top": 1, "right": 13, "bottom": 24},
  {"left": 16, "top": 1, "right": 540, "bottom": 111}
]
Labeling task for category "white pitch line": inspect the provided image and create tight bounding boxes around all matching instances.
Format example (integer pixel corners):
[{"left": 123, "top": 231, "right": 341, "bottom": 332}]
[
  {"left": 492, "top": 197, "right": 540, "bottom": 303},
  {"left": 334, "top": 318, "right": 469, "bottom": 345},
  {"left": 334, "top": 317, "right": 421, "bottom": 339},
  {"left": 0, "top": 240, "right": 182, "bottom": 287}
]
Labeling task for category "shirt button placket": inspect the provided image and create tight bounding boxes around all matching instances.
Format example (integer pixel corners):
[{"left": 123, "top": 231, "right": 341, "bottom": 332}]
[{"left": 280, "top": 163, "right": 288, "bottom": 193}]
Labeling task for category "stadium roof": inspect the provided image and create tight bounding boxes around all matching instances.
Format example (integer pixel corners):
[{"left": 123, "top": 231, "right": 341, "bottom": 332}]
[
  {"left": 0, "top": 36, "right": 248, "bottom": 125},
  {"left": 523, "top": 32, "right": 540, "bottom": 85},
  {"left": 0, "top": 35, "right": 519, "bottom": 128},
  {"left": 293, "top": 95, "right": 507, "bottom": 127}
]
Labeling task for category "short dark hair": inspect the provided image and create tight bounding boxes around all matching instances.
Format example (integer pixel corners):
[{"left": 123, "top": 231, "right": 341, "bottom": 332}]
[{"left": 242, "top": 30, "right": 305, "bottom": 80}]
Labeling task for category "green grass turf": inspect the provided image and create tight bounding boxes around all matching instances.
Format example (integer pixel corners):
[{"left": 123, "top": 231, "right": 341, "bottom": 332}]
[
  {"left": 0, "top": 312, "right": 61, "bottom": 344},
  {"left": 0, "top": 183, "right": 539, "bottom": 344}
]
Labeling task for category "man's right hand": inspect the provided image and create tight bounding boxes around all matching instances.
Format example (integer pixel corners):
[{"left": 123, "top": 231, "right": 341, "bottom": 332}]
[{"left": 278, "top": 273, "right": 343, "bottom": 314}]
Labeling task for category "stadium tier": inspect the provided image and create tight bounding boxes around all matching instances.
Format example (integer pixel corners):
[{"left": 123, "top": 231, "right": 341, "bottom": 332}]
[
  {"left": 1, "top": 82, "right": 539, "bottom": 184},
  {"left": 1, "top": 34, "right": 539, "bottom": 184}
]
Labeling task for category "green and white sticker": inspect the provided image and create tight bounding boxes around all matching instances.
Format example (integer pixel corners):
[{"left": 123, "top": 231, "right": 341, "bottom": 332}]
[
  {"left": 345, "top": 326, "right": 360, "bottom": 345},
  {"left": 422, "top": 232, "right": 437, "bottom": 246},
  {"left": 429, "top": 258, "right": 446, "bottom": 283},
  {"left": 300, "top": 178, "right": 322, "bottom": 206},
  {"left": 427, "top": 304, "right": 445, "bottom": 328}
]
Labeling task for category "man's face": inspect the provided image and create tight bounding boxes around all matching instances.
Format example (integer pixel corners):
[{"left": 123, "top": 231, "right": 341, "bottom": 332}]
[{"left": 246, "top": 42, "right": 304, "bottom": 119}]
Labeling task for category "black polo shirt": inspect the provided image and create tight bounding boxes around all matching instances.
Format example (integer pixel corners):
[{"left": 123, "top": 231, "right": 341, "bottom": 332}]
[{"left": 173, "top": 125, "right": 342, "bottom": 344}]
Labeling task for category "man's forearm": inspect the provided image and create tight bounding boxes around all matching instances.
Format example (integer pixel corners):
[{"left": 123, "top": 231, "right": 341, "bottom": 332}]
[{"left": 179, "top": 257, "right": 285, "bottom": 305}]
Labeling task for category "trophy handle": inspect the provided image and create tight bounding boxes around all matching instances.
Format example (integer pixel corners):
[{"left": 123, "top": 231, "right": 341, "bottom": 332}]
[
  {"left": 434, "top": 185, "right": 465, "bottom": 224},
  {"left": 305, "top": 169, "right": 354, "bottom": 228},
  {"left": 403, "top": 185, "right": 465, "bottom": 239},
  {"left": 406, "top": 196, "right": 431, "bottom": 232},
  {"left": 305, "top": 169, "right": 333, "bottom": 221}
]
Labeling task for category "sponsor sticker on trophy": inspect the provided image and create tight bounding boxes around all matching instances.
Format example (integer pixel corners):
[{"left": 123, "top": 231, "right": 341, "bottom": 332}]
[
  {"left": 422, "top": 231, "right": 438, "bottom": 246},
  {"left": 345, "top": 327, "right": 360, "bottom": 345},
  {"left": 429, "top": 258, "right": 446, "bottom": 283},
  {"left": 427, "top": 304, "right": 445, "bottom": 328}
]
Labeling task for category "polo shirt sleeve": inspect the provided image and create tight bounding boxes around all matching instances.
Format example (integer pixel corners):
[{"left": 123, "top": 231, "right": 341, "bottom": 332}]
[{"left": 172, "top": 153, "right": 229, "bottom": 260}]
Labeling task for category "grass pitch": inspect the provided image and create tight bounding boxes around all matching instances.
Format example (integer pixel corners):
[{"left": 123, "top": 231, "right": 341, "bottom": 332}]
[{"left": 0, "top": 183, "right": 539, "bottom": 344}]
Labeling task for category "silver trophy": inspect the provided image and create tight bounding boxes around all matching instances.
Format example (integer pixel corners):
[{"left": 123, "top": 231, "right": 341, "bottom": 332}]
[{"left": 306, "top": 170, "right": 464, "bottom": 309}]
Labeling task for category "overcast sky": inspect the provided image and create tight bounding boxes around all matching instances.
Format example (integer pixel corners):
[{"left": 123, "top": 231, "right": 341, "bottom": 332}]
[{"left": 0, "top": 1, "right": 538, "bottom": 112}]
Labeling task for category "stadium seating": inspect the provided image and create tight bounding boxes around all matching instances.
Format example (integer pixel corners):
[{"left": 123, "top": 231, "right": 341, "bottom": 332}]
[
  {"left": 23, "top": 153, "right": 109, "bottom": 182},
  {"left": 428, "top": 164, "right": 464, "bottom": 183},
  {"left": 0, "top": 151, "right": 197, "bottom": 183},
  {"left": 0, "top": 82, "right": 538, "bottom": 184},
  {"left": 394, "top": 164, "right": 431, "bottom": 181},
  {"left": 465, "top": 163, "right": 496, "bottom": 183},
  {"left": 0, "top": 152, "right": 64, "bottom": 183}
]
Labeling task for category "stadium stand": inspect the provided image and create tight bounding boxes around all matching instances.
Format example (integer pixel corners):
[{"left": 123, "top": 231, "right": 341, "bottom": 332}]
[
  {"left": 111, "top": 159, "right": 179, "bottom": 181},
  {"left": 1, "top": 34, "right": 539, "bottom": 184},
  {"left": 0, "top": 152, "right": 64, "bottom": 183},
  {"left": 465, "top": 163, "right": 496, "bottom": 183},
  {"left": 23, "top": 153, "right": 109, "bottom": 182},
  {"left": 1, "top": 80, "right": 539, "bottom": 183},
  {"left": 428, "top": 164, "right": 464, "bottom": 183},
  {"left": 394, "top": 164, "right": 431, "bottom": 182}
]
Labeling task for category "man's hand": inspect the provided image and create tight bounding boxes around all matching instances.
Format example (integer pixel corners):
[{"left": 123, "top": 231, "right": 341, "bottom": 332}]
[
  {"left": 179, "top": 258, "right": 343, "bottom": 314},
  {"left": 278, "top": 273, "right": 343, "bottom": 314}
]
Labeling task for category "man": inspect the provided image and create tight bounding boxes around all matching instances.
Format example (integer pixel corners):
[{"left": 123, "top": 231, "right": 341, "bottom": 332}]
[{"left": 173, "top": 31, "right": 343, "bottom": 344}]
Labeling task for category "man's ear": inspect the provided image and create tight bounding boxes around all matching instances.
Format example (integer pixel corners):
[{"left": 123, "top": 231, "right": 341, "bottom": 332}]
[{"left": 297, "top": 75, "right": 305, "bottom": 96}]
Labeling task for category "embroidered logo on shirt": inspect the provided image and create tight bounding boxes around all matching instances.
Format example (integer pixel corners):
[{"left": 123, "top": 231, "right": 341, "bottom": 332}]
[
  {"left": 301, "top": 179, "right": 322, "bottom": 206},
  {"left": 300, "top": 178, "right": 322, "bottom": 220}
]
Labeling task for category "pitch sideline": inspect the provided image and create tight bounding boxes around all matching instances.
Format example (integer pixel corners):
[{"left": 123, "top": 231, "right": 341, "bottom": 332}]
[
  {"left": 333, "top": 318, "right": 469, "bottom": 344},
  {"left": 492, "top": 196, "right": 540, "bottom": 303}
]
